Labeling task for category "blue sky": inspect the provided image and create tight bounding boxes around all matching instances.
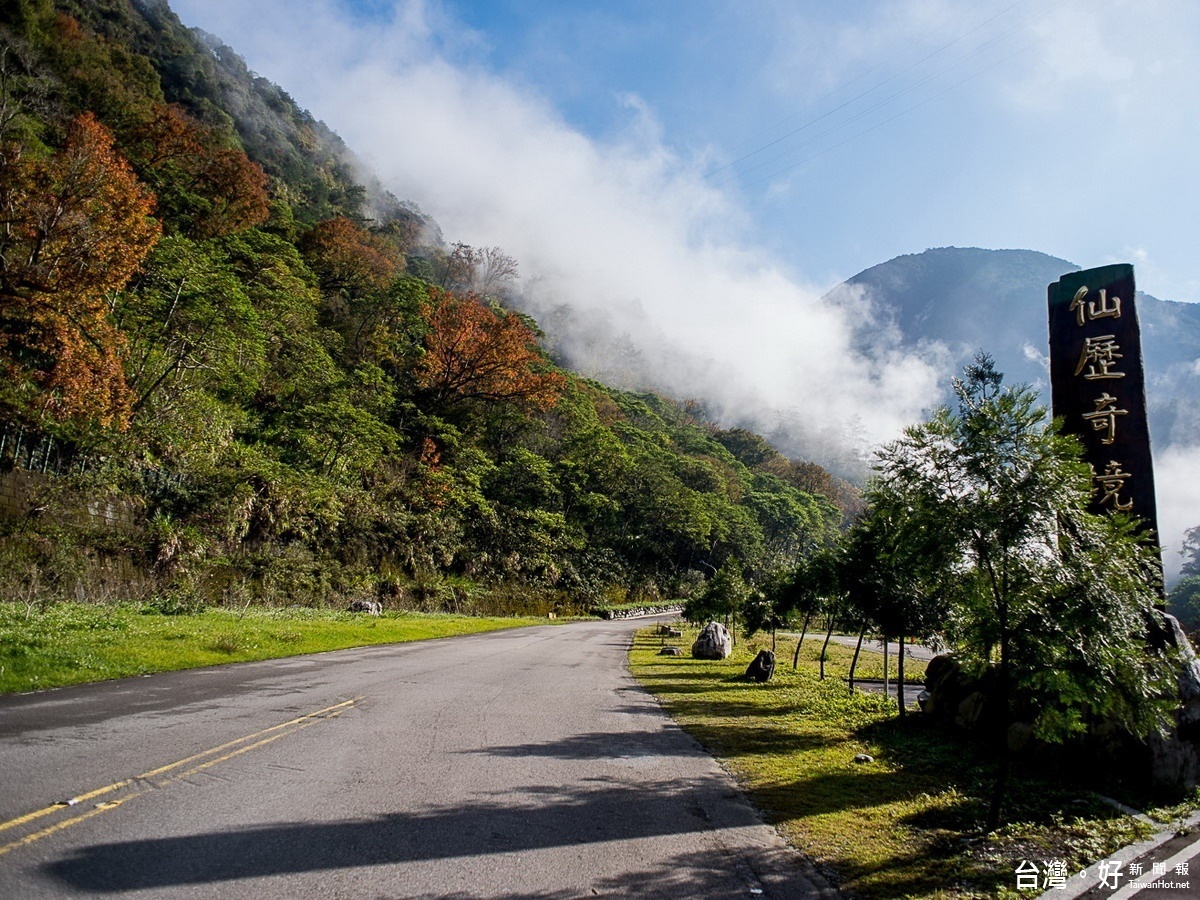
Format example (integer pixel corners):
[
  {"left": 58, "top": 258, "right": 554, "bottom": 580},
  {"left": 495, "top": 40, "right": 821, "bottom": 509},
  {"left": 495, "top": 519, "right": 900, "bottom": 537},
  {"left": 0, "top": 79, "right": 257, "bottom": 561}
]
[
  {"left": 180, "top": 0, "right": 1199, "bottom": 301},
  {"left": 169, "top": 0, "right": 1200, "bottom": 299},
  {"left": 168, "top": 0, "right": 1200, "bottom": 415},
  {"left": 170, "top": 0, "right": 1200, "bottom": 565}
]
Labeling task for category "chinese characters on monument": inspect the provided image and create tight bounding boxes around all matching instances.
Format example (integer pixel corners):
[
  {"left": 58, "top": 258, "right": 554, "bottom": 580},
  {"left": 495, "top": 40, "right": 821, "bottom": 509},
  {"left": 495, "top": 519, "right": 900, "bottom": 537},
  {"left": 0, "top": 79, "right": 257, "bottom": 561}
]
[{"left": 1047, "top": 264, "right": 1160, "bottom": 549}]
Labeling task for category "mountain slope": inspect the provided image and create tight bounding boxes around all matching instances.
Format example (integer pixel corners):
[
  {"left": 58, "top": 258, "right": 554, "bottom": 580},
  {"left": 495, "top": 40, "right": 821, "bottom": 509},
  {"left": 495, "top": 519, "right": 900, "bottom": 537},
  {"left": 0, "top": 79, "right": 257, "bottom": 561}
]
[
  {"left": 826, "top": 247, "right": 1200, "bottom": 448},
  {"left": 0, "top": 0, "right": 847, "bottom": 613}
]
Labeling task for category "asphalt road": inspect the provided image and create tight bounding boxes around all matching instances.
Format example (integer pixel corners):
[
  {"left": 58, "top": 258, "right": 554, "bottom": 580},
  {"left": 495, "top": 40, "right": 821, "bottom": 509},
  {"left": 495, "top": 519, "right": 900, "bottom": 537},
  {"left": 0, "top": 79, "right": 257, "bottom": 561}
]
[{"left": 0, "top": 617, "right": 836, "bottom": 899}]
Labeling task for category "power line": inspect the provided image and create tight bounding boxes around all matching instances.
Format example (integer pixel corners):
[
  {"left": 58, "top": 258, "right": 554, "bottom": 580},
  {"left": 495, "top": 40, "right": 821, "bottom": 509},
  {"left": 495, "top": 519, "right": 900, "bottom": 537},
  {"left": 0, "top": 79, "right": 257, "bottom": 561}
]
[
  {"left": 739, "top": 37, "right": 1036, "bottom": 191},
  {"left": 701, "top": 0, "right": 1030, "bottom": 184},
  {"left": 729, "top": 20, "right": 1026, "bottom": 183}
]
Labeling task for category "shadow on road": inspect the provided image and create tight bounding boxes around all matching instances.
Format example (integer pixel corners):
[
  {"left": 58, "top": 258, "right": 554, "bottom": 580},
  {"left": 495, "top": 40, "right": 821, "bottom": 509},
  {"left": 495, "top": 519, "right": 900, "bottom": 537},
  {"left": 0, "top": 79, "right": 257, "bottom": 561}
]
[
  {"left": 43, "top": 778, "right": 761, "bottom": 893},
  {"left": 474, "top": 730, "right": 693, "bottom": 760}
]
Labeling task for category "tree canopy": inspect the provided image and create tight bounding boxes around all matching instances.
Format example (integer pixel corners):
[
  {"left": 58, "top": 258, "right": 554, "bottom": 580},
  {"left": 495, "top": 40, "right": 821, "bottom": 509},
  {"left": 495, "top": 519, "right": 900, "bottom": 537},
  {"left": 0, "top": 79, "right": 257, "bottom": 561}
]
[
  {"left": 865, "top": 354, "right": 1178, "bottom": 828},
  {"left": 0, "top": 2, "right": 850, "bottom": 614}
]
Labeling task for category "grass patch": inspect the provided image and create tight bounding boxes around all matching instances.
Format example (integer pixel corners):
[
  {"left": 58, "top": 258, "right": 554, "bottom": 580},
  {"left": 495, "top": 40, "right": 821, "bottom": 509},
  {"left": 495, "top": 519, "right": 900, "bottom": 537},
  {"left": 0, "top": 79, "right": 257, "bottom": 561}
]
[
  {"left": 0, "top": 601, "right": 547, "bottom": 693},
  {"left": 632, "top": 625, "right": 1160, "bottom": 899}
]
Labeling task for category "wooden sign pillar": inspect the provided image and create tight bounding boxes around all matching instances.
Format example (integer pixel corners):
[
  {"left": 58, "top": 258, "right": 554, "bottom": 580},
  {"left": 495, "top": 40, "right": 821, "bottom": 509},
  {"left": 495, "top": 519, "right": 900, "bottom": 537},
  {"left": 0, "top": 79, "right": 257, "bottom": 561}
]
[{"left": 1047, "top": 264, "right": 1160, "bottom": 551}]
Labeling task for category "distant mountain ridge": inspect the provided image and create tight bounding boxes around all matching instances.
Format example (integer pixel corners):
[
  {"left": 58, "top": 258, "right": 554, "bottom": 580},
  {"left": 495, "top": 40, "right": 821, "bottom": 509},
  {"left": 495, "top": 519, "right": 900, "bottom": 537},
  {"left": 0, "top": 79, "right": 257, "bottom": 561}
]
[{"left": 825, "top": 247, "right": 1200, "bottom": 449}]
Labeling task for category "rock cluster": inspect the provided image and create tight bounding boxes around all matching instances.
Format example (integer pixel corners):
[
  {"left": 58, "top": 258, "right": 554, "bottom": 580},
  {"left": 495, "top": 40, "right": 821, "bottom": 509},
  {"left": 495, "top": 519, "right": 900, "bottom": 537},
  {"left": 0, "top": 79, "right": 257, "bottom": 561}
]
[
  {"left": 919, "top": 610, "right": 1200, "bottom": 788},
  {"left": 1145, "top": 609, "right": 1200, "bottom": 786}
]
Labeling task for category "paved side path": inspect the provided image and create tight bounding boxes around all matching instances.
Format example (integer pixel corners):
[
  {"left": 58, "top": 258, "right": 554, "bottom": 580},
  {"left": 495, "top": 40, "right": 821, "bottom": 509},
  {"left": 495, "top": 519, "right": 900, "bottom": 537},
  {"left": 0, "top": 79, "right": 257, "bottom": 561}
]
[
  {"left": 0, "top": 617, "right": 836, "bottom": 899},
  {"left": 825, "top": 634, "right": 937, "bottom": 662}
]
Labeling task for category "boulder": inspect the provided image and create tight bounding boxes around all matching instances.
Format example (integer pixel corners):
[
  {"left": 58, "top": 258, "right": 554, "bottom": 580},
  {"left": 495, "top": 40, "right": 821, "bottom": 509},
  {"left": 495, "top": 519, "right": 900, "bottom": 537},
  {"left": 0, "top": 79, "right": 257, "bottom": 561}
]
[
  {"left": 691, "top": 621, "right": 733, "bottom": 660},
  {"left": 658, "top": 647, "right": 684, "bottom": 656},
  {"left": 920, "top": 654, "right": 1003, "bottom": 735},
  {"left": 348, "top": 599, "right": 383, "bottom": 615},
  {"left": 920, "top": 614, "right": 1200, "bottom": 789},
  {"left": 1144, "top": 609, "right": 1200, "bottom": 786},
  {"left": 745, "top": 649, "right": 776, "bottom": 682}
]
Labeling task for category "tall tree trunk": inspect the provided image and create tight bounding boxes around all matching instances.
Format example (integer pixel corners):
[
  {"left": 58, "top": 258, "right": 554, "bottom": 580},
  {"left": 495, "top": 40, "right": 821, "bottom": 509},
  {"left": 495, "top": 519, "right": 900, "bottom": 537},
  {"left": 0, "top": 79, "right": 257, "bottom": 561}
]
[
  {"left": 819, "top": 622, "right": 834, "bottom": 680},
  {"left": 987, "top": 744, "right": 1010, "bottom": 834},
  {"left": 792, "top": 609, "right": 813, "bottom": 670},
  {"left": 848, "top": 624, "right": 866, "bottom": 694},
  {"left": 897, "top": 633, "right": 906, "bottom": 718},
  {"left": 986, "top": 629, "right": 1012, "bottom": 832}
]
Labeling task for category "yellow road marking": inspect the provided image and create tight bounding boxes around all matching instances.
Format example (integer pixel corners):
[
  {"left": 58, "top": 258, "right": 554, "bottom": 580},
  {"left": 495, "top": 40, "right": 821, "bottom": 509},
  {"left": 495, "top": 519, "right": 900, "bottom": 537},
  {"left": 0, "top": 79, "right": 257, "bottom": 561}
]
[
  {"left": 0, "top": 794, "right": 145, "bottom": 857},
  {"left": 0, "top": 696, "right": 361, "bottom": 855},
  {"left": 155, "top": 705, "right": 349, "bottom": 785}
]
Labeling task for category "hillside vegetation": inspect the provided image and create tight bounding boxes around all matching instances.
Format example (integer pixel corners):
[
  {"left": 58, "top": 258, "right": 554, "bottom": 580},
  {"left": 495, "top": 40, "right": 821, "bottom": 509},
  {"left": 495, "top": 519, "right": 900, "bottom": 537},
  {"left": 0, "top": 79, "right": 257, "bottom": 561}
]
[{"left": 0, "top": 0, "right": 851, "bottom": 614}]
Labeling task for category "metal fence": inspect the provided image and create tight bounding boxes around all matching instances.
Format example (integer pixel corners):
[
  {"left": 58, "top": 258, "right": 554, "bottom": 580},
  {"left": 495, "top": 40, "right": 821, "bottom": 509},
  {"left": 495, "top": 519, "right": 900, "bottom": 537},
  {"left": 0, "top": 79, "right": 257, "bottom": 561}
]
[
  {"left": 0, "top": 422, "right": 186, "bottom": 496},
  {"left": 0, "top": 423, "right": 87, "bottom": 476}
]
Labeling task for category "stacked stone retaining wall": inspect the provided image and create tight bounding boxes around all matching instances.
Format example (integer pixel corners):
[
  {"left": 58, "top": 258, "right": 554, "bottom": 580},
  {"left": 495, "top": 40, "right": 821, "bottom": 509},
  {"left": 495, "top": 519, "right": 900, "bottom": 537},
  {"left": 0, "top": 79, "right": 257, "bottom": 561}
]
[
  {"left": 0, "top": 469, "right": 138, "bottom": 532},
  {"left": 597, "top": 604, "right": 683, "bottom": 620}
]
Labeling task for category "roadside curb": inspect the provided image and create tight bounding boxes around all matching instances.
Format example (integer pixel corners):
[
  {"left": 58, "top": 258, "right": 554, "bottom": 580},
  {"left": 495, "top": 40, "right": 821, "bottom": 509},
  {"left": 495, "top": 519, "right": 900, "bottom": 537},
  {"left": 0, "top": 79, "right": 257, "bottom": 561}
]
[{"left": 1040, "top": 808, "right": 1200, "bottom": 898}]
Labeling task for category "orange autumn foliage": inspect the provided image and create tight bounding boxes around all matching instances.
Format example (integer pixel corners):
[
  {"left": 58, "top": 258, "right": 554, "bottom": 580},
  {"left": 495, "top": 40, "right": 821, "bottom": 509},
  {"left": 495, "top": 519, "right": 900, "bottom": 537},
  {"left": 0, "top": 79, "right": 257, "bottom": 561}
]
[
  {"left": 301, "top": 216, "right": 400, "bottom": 297},
  {"left": 129, "top": 104, "right": 268, "bottom": 237},
  {"left": 417, "top": 287, "right": 564, "bottom": 410},
  {"left": 0, "top": 113, "right": 160, "bottom": 427}
]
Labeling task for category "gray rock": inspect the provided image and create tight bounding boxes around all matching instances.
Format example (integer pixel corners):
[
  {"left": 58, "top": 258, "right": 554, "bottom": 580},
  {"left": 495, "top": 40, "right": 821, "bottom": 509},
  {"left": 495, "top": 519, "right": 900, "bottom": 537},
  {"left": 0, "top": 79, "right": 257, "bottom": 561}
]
[
  {"left": 921, "top": 612, "right": 1200, "bottom": 790},
  {"left": 348, "top": 599, "right": 383, "bottom": 615},
  {"left": 691, "top": 621, "right": 733, "bottom": 660},
  {"left": 658, "top": 647, "right": 684, "bottom": 656}
]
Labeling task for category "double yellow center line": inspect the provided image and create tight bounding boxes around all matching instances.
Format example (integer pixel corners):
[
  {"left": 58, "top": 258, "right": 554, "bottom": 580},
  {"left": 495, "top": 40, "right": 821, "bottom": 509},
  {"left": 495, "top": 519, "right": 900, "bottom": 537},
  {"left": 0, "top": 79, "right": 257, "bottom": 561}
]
[{"left": 0, "top": 696, "right": 362, "bottom": 857}]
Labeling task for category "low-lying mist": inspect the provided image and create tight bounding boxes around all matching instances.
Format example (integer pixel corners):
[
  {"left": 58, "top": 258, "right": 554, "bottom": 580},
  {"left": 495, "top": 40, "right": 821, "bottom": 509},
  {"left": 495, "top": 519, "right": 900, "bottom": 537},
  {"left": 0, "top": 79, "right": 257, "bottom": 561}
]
[{"left": 172, "top": 0, "right": 1195, "bottom": 579}]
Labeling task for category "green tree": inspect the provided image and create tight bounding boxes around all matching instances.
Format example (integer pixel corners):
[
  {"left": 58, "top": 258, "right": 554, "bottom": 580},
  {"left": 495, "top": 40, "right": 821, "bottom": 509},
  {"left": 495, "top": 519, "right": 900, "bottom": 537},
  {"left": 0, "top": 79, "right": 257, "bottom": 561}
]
[
  {"left": 871, "top": 354, "right": 1178, "bottom": 830},
  {"left": 1168, "top": 576, "right": 1200, "bottom": 634},
  {"left": 1180, "top": 525, "right": 1200, "bottom": 580},
  {"left": 119, "top": 234, "right": 265, "bottom": 418},
  {"left": 838, "top": 503, "right": 953, "bottom": 713},
  {"left": 766, "top": 547, "right": 840, "bottom": 671},
  {"left": 684, "top": 562, "right": 749, "bottom": 641}
]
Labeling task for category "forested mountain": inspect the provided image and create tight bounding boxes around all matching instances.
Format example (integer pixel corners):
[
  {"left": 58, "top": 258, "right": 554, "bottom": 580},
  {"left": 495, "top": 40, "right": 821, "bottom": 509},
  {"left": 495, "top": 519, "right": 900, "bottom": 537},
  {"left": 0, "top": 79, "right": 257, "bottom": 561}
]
[
  {"left": 0, "top": 0, "right": 850, "bottom": 612},
  {"left": 825, "top": 246, "right": 1200, "bottom": 449}
]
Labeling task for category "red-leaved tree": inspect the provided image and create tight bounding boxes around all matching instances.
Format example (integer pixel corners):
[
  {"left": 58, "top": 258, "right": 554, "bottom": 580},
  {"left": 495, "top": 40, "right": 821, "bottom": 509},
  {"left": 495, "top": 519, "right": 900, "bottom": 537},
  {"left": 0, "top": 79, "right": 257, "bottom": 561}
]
[
  {"left": 0, "top": 112, "right": 160, "bottom": 427},
  {"left": 416, "top": 287, "right": 563, "bottom": 410},
  {"left": 128, "top": 104, "right": 268, "bottom": 238}
]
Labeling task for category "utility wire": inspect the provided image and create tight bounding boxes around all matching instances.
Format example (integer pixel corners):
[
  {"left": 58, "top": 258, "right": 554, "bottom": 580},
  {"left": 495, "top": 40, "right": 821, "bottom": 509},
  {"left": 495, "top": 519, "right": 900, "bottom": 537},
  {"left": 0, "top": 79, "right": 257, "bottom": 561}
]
[
  {"left": 702, "top": 0, "right": 1028, "bottom": 182},
  {"left": 740, "top": 37, "right": 1036, "bottom": 191},
  {"left": 728, "top": 20, "right": 1025, "bottom": 182}
]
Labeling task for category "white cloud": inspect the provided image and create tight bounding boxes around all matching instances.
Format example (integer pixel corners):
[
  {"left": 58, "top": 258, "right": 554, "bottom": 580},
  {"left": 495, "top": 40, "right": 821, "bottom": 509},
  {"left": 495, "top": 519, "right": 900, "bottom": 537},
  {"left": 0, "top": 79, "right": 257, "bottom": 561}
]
[
  {"left": 172, "top": 0, "right": 948, "bottom": 452},
  {"left": 1155, "top": 444, "right": 1200, "bottom": 582},
  {"left": 996, "top": 0, "right": 1200, "bottom": 129}
]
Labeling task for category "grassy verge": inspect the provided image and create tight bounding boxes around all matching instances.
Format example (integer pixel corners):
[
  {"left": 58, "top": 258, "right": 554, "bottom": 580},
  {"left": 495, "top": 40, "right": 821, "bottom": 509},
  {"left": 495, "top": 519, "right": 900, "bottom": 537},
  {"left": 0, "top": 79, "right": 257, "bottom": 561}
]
[
  {"left": 631, "top": 625, "right": 1190, "bottom": 899},
  {"left": 0, "top": 601, "right": 547, "bottom": 694}
]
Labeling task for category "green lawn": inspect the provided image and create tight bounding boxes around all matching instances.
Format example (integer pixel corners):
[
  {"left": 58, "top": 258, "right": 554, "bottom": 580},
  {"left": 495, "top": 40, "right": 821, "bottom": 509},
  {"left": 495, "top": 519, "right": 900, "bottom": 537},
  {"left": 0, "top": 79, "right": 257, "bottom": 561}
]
[
  {"left": 631, "top": 625, "right": 1172, "bottom": 899},
  {"left": 2, "top": 603, "right": 1187, "bottom": 898},
  {"left": 0, "top": 601, "right": 547, "bottom": 694}
]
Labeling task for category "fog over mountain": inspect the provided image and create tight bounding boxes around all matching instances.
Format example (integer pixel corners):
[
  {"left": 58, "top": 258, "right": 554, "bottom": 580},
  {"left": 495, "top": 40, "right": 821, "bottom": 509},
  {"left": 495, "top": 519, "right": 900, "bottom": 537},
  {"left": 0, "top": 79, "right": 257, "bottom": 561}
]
[
  {"left": 156, "top": 0, "right": 1200, "bottom": 580},
  {"left": 533, "top": 245, "right": 1200, "bottom": 579},
  {"left": 827, "top": 247, "right": 1200, "bottom": 449},
  {"left": 822, "top": 246, "right": 1200, "bottom": 580}
]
